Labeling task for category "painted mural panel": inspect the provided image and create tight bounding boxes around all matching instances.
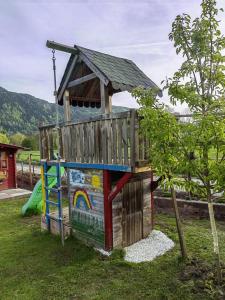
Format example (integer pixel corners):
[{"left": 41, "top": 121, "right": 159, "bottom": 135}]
[{"left": 69, "top": 168, "right": 104, "bottom": 247}]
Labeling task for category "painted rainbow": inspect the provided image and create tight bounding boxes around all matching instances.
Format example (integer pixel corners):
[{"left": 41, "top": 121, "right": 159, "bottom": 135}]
[{"left": 73, "top": 189, "right": 92, "bottom": 210}]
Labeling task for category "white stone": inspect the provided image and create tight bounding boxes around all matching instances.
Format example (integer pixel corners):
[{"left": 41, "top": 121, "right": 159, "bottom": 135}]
[{"left": 124, "top": 230, "right": 174, "bottom": 263}]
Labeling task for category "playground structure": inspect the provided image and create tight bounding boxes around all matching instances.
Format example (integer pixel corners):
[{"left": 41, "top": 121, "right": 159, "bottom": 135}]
[{"left": 39, "top": 41, "right": 161, "bottom": 251}]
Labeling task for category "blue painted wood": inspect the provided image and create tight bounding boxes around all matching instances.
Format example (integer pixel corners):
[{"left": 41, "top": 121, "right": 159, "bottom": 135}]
[
  {"left": 43, "top": 161, "right": 64, "bottom": 243},
  {"left": 41, "top": 161, "right": 131, "bottom": 172},
  {"left": 43, "top": 161, "right": 50, "bottom": 231}
]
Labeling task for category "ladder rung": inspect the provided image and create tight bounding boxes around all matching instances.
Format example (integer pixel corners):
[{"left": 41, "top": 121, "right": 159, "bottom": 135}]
[
  {"left": 45, "top": 187, "right": 61, "bottom": 193},
  {"left": 46, "top": 213, "right": 62, "bottom": 222},
  {"left": 44, "top": 173, "right": 58, "bottom": 177},
  {"left": 46, "top": 200, "right": 59, "bottom": 207}
]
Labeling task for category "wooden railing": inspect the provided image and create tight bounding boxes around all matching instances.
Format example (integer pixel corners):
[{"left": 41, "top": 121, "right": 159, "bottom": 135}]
[{"left": 39, "top": 110, "right": 149, "bottom": 170}]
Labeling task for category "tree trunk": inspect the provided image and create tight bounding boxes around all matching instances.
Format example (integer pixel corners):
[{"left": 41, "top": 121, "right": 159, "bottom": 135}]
[
  {"left": 208, "top": 200, "right": 222, "bottom": 282},
  {"left": 171, "top": 187, "right": 188, "bottom": 259}
]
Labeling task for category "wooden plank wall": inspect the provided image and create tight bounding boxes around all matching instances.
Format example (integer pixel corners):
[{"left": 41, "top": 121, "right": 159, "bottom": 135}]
[
  {"left": 112, "top": 173, "right": 152, "bottom": 248},
  {"left": 39, "top": 110, "right": 150, "bottom": 168}
]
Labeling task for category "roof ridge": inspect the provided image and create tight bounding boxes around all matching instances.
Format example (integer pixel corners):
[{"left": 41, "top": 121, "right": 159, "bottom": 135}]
[{"left": 75, "top": 45, "right": 130, "bottom": 61}]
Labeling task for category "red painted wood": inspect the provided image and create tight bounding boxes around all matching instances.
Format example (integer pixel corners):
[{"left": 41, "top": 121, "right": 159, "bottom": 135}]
[
  {"left": 103, "top": 170, "right": 112, "bottom": 251},
  {"left": 108, "top": 173, "right": 132, "bottom": 202},
  {"left": 0, "top": 144, "right": 21, "bottom": 191},
  {"left": 0, "top": 151, "right": 8, "bottom": 191},
  {"left": 7, "top": 152, "right": 16, "bottom": 189},
  {"left": 104, "top": 171, "right": 133, "bottom": 251}
]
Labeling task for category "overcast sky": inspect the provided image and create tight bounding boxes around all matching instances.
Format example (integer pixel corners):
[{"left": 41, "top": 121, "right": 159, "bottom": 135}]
[{"left": 0, "top": 0, "right": 224, "bottom": 111}]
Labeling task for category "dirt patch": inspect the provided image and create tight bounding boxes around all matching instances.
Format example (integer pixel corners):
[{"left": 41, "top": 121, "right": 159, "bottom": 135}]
[{"left": 180, "top": 258, "right": 225, "bottom": 299}]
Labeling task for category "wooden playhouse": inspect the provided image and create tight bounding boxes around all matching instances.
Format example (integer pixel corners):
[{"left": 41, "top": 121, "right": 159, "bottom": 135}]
[
  {"left": 0, "top": 143, "right": 23, "bottom": 191},
  {"left": 40, "top": 41, "right": 161, "bottom": 250}
]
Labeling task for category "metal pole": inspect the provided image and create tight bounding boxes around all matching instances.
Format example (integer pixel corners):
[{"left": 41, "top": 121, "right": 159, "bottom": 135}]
[
  {"left": 52, "top": 48, "right": 61, "bottom": 158},
  {"left": 51, "top": 49, "right": 64, "bottom": 246}
]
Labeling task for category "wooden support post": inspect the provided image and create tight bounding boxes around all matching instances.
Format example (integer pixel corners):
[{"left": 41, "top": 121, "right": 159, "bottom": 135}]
[
  {"left": 105, "top": 90, "right": 112, "bottom": 115},
  {"left": 29, "top": 154, "right": 32, "bottom": 189},
  {"left": 100, "top": 81, "right": 112, "bottom": 115},
  {"left": 130, "top": 109, "right": 136, "bottom": 169},
  {"left": 103, "top": 170, "right": 112, "bottom": 251},
  {"left": 64, "top": 90, "right": 71, "bottom": 123},
  {"left": 100, "top": 81, "right": 106, "bottom": 114}
]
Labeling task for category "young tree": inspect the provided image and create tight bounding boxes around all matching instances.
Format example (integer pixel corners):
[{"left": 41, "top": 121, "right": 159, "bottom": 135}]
[
  {"left": 134, "top": 0, "right": 225, "bottom": 280},
  {"left": 167, "top": 0, "right": 225, "bottom": 281},
  {"left": 133, "top": 88, "right": 188, "bottom": 259}
]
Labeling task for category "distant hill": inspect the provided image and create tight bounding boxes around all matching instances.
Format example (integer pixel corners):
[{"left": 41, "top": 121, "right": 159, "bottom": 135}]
[{"left": 0, "top": 87, "right": 129, "bottom": 135}]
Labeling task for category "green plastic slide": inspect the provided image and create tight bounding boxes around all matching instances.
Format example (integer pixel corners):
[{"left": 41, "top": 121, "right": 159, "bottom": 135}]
[{"left": 21, "top": 166, "right": 65, "bottom": 216}]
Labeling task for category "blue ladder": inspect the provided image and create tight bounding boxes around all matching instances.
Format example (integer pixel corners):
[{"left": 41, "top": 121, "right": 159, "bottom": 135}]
[{"left": 43, "top": 161, "right": 64, "bottom": 246}]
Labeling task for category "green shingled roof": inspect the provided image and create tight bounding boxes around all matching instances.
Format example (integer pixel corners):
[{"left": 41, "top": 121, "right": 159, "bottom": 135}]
[
  {"left": 76, "top": 45, "right": 161, "bottom": 93},
  {"left": 57, "top": 45, "right": 162, "bottom": 104}
]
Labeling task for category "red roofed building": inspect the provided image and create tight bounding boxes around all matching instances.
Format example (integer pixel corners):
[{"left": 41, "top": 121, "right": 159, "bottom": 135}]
[{"left": 0, "top": 143, "right": 23, "bottom": 191}]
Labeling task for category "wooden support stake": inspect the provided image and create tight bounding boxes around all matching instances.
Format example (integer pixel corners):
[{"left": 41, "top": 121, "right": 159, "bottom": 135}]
[{"left": 150, "top": 171, "right": 154, "bottom": 229}]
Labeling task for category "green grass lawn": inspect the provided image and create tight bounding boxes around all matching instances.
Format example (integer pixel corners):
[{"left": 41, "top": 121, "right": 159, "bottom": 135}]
[
  {"left": 17, "top": 151, "right": 40, "bottom": 163},
  {"left": 0, "top": 198, "right": 225, "bottom": 300}
]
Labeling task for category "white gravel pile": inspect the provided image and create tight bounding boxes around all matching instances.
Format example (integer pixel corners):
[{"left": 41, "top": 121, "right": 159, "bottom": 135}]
[
  {"left": 95, "top": 248, "right": 111, "bottom": 256},
  {"left": 124, "top": 230, "right": 174, "bottom": 263}
]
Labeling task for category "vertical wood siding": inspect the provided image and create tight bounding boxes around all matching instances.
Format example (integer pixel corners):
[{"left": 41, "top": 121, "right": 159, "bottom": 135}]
[
  {"left": 112, "top": 173, "right": 152, "bottom": 248},
  {"left": 39, "top": 110, "right": 149, "bottom": 168}
]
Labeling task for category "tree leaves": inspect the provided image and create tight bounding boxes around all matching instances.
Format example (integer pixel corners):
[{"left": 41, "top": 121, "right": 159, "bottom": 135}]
[{"left": 133, "top": 0, "right": 225, "bottom": 200}]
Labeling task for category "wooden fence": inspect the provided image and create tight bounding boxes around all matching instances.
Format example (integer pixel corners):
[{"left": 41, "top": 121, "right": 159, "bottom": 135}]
[{"left": 39, "top": 110, "right": 149, "bottom": 169}]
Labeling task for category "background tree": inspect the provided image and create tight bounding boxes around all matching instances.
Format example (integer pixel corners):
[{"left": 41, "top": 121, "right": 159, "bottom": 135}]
[
  {"left": 0, "top": 132, "right": 9, "bottom": 144},
  {"left": 10, "top": 133, "right": 25, "bottom": 146},
  {"left": 21, "top": 135, "right": 39, "bottom": 150},
  {"left": 21, "top": 137, "right": 33, "bottom": 149}
]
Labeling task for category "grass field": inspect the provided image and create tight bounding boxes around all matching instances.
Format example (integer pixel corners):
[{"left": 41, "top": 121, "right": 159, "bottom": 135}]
[
  {"left": 0, "top": 197, "right": 225, "bottom": 299},
  {"left": 17, "top": 151, "right": 40, "bottom": 163}
]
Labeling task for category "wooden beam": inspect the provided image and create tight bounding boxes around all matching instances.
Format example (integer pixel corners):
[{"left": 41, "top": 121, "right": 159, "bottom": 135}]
[
  {"left": 63, "top": 90, "right": 71, "bottom": 123},
  {"left": 70, "top": 96, "right": 100, "bottom": 103},
  {"left": 46, "top": 40, "right": 79, "bottom": 55},
  {"left": 68, "top": 73, "right": 96, "bottom": 88},
  {"left": 80, "top": 52, "right": 109, "bottom": 86},
  {"left": 57, "top": 55, "right": 78, "bottom": 103},
  {"left": 108, "top": 172, "right": 132, "bottom": 202}
]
